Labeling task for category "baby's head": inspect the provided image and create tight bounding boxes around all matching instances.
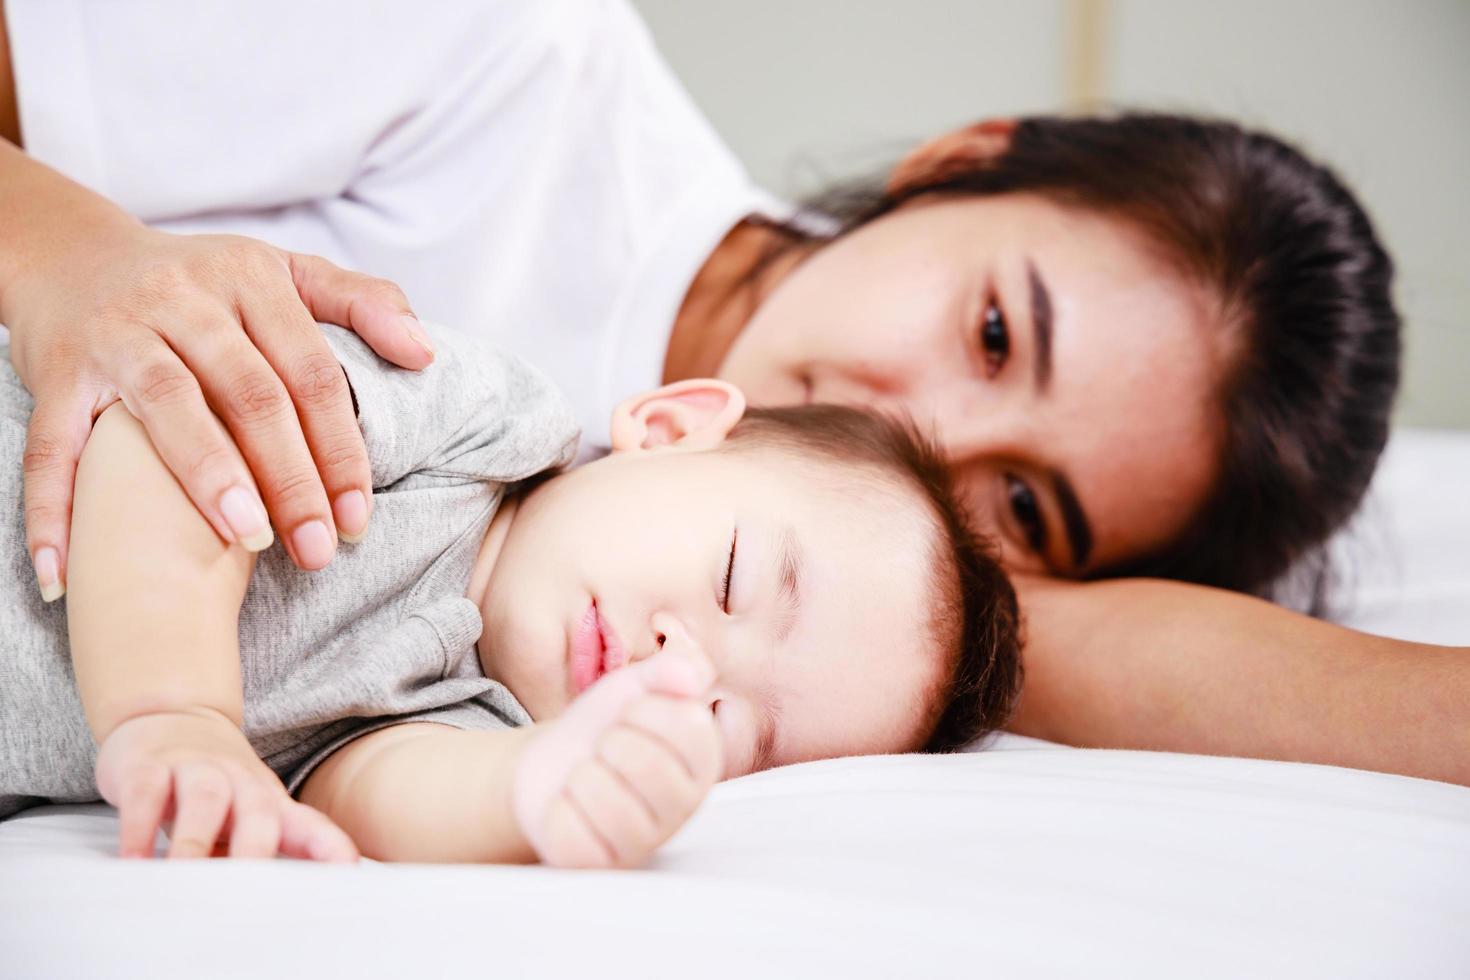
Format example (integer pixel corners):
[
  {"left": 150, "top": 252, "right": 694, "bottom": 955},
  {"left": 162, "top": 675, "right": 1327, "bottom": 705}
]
[{"left": 477, "top": 380, "right": 1022, "bottom": 776}]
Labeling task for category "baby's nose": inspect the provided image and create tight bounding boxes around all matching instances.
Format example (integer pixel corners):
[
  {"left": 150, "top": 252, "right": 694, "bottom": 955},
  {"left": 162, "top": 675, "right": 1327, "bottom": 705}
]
[{"left": 645, "top": 612, "right": 717, "bottom": 688}]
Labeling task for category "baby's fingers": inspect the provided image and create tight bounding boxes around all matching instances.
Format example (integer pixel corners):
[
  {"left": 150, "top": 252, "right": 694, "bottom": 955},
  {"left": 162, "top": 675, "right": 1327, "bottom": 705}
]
[
  {"left": 619, "top": 694, "right": 724, "bottom": 786},
  {"left": 277, "top": 801, "right": 359, "bottom": 863},
  {"left": 597, "top": 726, "right": 706, "bottom": 828},
  {"left": 114, "top": 763, "right": 171, "bottom": 858},
  {"left": 166, "top": 764, "right": 232, "bottom": 859},
  {"left": 643, "top": 616, "right": 717, "bottom": 698},
  {"left": 563, "top": 759, "right": 662, "bottom": 868},
  {"left": 225, "top": 779, "right": 282, "bottom": 860},
  {"left": 537, "top": 793, "right": 615, "bottom": 870}
]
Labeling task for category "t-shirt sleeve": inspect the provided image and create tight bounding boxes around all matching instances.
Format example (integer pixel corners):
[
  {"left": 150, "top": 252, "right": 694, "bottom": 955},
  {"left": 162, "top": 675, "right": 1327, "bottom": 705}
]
[{"left": 320, "top": 320, "right": 579, "bottom": 489}]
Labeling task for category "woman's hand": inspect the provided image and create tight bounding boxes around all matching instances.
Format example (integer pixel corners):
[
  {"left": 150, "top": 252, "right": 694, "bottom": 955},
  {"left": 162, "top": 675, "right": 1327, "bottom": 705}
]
[
  {"left": 513, "top": 631, "right": 723, "bottom": 869},
  {"left": 4, "top": 220, "right": 435, "bottom": 590},
  {"left": 94, "top": 707, "right": 359, "bottom": 861}
]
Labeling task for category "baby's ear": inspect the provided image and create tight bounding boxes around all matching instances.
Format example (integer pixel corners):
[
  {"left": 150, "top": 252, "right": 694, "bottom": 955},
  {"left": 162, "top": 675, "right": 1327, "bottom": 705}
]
[{"left": 610, "top": 379, "right": 747, "bottom": 453}]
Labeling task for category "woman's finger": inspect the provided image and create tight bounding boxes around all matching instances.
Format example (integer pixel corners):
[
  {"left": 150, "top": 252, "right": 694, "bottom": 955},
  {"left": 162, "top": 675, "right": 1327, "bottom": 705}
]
[
  {"left": 239, "top": 284, "right": 374, "bottom": 543},
  {"left": 110, "top": 335, "right": 273, "bottom": 554},
  {"left": 165, "top": 324, "right": 337, "bottom": 570},
  {"left": 287, "top": 252, "right": 434, "bottom": 369},
  {"left": 20, "top": 389, "right": 93, "bottom": 601},
  {"left": 166, "top": 765, "right": 233, "bottom": 859}
]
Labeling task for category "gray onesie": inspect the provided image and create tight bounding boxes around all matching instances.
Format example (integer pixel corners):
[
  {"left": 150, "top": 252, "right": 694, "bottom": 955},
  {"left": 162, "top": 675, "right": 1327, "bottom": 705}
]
[{"left": 0, "top": 322, "right": 579, "bottom": 818}]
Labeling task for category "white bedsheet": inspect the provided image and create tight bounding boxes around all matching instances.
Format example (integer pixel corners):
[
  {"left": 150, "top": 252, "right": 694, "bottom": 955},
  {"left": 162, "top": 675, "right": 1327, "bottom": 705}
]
[
  {"left": 1329, "top": 428, "right": 1470, "bottom": 645},
  {"left": 2, "top": 428, "right": 1467, "bottom": 979}
]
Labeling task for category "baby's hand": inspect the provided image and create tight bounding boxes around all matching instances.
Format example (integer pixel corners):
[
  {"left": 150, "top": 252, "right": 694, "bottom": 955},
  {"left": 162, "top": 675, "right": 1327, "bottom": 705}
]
[
  {"left": 94, "top": 709, "right": 358, "bottom": 862},
  {"left": 512, "top": 626, "right": 722, "bottom": 869}
]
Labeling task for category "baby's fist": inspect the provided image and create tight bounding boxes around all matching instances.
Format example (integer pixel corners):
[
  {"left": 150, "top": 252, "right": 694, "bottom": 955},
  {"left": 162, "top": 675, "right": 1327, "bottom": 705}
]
[{"left": 513, "top": 626, "right": 722, "bottom": 868}]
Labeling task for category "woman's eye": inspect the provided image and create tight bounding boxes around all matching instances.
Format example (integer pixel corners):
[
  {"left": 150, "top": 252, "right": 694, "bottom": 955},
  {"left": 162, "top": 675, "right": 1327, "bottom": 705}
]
[
  {"left": 1005, "top": 474, "right": 1047, "bottom": 553},
  {"left": 979, "top": 299, "right": 1010, "bottom": 377},
  {"left": 719, "top": 529, "right": 738, "bottom": 612}
]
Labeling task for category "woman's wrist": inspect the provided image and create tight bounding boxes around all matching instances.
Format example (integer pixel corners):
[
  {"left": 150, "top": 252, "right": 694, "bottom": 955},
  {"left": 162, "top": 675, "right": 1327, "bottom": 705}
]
[
  {"left": 0, "top": 139, "right": 144, "bottom": 329},
  {"left": 0, "top": 206, "right": 144, "bottom": 337}
]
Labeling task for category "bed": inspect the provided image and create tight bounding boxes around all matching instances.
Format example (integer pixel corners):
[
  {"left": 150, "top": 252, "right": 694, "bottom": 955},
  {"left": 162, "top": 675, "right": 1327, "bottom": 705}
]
[{"left": 2, "top": 429, "right": 1467, "bottom": 978}]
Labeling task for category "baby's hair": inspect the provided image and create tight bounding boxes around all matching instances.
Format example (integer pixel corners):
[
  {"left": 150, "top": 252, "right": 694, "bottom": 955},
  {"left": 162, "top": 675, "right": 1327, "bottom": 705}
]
[{"left": 725, "top": 405, "right": 1023, "bottom": 752}]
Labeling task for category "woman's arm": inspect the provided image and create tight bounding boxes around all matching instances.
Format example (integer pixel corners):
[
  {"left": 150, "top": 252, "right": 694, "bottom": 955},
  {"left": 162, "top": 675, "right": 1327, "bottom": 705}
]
[
  {"left": 68, "top": 402, "right": 355, "bottom": 860},
  {"left": 0, "top": 0, "right": 429, "bottom": 586},
  {"left": 0, "top": 131, "right": 426, "bottom": 584},
  {"left": 1010, "top": 576, "right": 1470, "bottom": 785}
]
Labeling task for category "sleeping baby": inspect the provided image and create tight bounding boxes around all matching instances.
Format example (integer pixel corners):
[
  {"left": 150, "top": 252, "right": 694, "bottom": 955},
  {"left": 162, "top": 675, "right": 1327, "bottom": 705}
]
[{"left": 0, "top": 323, "right": 1021, "bottom": 867}]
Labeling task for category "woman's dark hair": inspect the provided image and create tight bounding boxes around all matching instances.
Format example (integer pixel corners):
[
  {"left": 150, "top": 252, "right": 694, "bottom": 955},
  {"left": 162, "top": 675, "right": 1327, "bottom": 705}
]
[{"left": 765, "top": 112, "right": 1401, "bottom": 608}]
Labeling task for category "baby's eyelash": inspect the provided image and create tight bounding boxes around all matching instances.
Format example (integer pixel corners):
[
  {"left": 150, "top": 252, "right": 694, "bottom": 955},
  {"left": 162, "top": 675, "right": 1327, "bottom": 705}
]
[{"left": 720, "top": 528, "right": 738, "bottom": 612}]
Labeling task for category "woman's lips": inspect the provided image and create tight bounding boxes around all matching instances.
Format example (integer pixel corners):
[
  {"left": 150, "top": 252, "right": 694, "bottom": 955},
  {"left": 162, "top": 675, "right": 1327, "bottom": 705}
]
[{"left": 569, "top": 600, "right": 628, "bottom": 695}]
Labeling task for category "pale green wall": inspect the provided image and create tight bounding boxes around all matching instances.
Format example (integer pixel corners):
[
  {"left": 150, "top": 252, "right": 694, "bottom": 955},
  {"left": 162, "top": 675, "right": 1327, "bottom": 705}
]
[{"left": 632, "top": 0, "right": 1470, "bottom": 428}]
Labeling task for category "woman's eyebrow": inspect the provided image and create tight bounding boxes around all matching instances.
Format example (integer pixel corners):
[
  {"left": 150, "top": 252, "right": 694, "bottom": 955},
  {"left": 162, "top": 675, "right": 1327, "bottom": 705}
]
[
  {"left": 1027, "top": 258, "right": 1054, "bottom": 393},
  {"left": 1024, "top": 259, "right": 1091, "bottom": 569}
]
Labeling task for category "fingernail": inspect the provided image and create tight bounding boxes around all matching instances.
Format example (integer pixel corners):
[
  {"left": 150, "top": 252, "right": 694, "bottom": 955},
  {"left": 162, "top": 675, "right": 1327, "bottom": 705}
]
[
  {"left": 291, "top": 520, "right": 335, "bottom": 568},
  {"left": 34, "top": 546, "right": 65, "bottom": 602},
  {"left": 400, "top": 314, "right": 434, "bottom": 357},
  {"left": 333, "top": 490, "right": 369, "bottom": 544},
  {"left": 220, "top": 486, "right": 274, "bottom": 552}
]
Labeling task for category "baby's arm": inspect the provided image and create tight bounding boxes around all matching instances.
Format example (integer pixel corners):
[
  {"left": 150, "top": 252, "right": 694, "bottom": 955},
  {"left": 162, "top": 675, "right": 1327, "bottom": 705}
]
[
  {"left": 68, "top": 403, "right": 355, "bottom": 859},
  {"left": 300, "top": 636, "right": 722, "bottom": 866},
  {"left": 68, "top": 404, "right": 253, "bottom": 735}
]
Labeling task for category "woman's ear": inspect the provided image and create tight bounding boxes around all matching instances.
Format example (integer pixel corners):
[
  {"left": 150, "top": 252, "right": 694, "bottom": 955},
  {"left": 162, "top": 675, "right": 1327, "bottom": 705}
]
[
  {"left": 887, "top": 118, "right": 1017, "bottom": 195},
  {"left": 609, "top": 379, "right": 748, "bottom": 453}
]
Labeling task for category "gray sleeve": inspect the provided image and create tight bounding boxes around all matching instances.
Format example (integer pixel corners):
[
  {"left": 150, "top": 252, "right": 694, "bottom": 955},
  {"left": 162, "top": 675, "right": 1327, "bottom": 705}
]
[
  {"left": 319, "top": 321, "right": 580, "bottom": 488},
  {"left": 281, "top": 692, "right": 529, "bottom": 796}
]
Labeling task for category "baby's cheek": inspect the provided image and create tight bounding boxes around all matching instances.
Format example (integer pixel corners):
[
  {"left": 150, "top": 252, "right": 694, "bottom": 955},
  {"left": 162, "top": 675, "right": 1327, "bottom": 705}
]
[{"left": 712, "top": 703, "right": 758, "bottom": 780}]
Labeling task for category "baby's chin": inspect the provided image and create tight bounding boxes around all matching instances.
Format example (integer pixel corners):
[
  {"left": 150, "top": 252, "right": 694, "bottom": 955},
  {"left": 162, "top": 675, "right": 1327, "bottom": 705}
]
[{"left": 494, "top": 662, "right": 569, "bottom": 725}]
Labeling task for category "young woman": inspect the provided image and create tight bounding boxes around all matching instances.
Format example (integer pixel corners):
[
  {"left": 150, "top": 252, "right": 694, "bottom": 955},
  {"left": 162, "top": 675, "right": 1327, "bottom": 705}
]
[{"left": 0, "top": 0, "right": 1464, "bottom": 784}]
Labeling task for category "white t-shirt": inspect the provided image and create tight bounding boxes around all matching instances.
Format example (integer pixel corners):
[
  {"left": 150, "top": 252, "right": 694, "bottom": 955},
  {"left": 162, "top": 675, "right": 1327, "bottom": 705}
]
[{"left": 6, "top": 0, "right": 768, "bottom": 446}]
